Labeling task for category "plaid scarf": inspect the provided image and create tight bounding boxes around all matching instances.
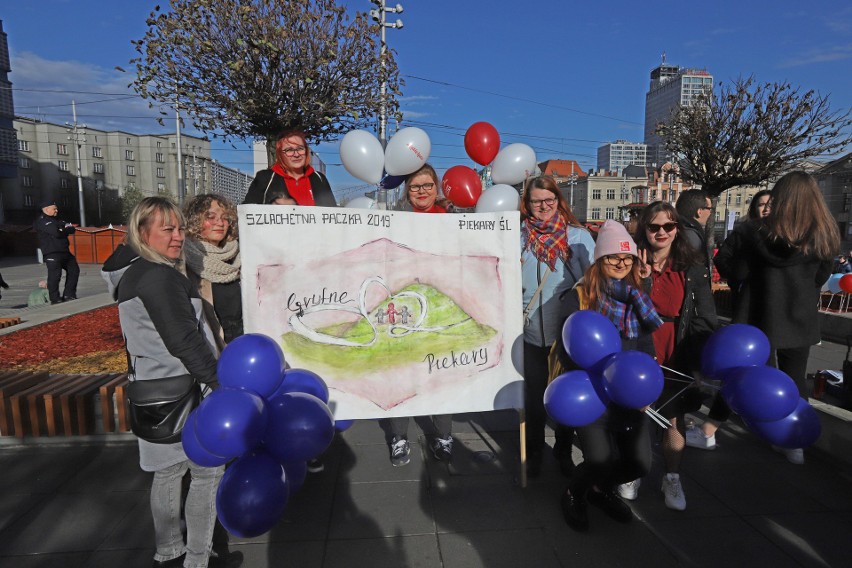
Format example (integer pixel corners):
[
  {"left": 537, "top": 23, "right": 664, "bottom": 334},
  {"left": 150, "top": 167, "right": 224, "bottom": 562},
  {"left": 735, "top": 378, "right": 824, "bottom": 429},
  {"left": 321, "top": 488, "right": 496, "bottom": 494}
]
[
  {"left": 522, "top": 214, "right": 569, "bottom": 271},
  {"left": 597, "top": 280, "right": 663, "bottom": 339}
]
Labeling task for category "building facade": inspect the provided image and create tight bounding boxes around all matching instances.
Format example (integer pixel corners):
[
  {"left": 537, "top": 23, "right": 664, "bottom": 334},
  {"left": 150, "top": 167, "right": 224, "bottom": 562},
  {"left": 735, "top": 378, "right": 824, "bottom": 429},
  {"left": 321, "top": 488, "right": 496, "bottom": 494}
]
[
  {"left": 0, "top": 21, "right": 18, "bottom": 223},
  {"left": 597, "top": 140, "right": 647, "bottom": 174},
  {"left": 644, "top": 58, "right": 713, "bottom": 167},
  {"left": 5, "top": 118, "right": 251, "bottom": 225}
]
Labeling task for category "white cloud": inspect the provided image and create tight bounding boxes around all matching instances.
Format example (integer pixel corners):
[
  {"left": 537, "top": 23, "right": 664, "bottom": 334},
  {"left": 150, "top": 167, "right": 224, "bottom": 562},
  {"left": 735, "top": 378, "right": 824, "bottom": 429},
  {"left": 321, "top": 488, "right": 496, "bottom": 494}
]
[{"left": 780, "top": 44, "right": 852, "bottom": 68}]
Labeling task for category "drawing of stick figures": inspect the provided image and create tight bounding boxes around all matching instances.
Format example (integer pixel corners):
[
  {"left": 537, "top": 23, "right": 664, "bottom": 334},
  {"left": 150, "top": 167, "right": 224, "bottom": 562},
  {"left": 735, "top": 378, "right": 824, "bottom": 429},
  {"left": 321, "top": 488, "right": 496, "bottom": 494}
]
[
  {"left": 386, "top": 302, "right": 399, "bottom": 324},
  {"left": 376, "top": 308, "right": 385, "bottom": 324},
  {"left": 399, "top": 305, "right": 410, "bottom": 324}
]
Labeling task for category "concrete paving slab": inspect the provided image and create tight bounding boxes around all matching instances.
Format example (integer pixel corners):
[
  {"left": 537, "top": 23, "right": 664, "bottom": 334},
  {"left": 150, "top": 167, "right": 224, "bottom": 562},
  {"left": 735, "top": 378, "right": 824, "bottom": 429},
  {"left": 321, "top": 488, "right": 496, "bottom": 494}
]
[
  {"left": 82, "top": 547, "right": 154, "bottom": 568},
  {"left": 550, "top": 521, "right": 681, "bottom": 568},
  {"left": 431, "top": 475, "right": 537, "bottom": 533},
  {"left": 2, "top": 551, "right": 90, "bottom": 568},
  {"left": 439, "top": 528, "right": 561, "bottom": 568},
  {"left": 231, "top": 541, "right": 325, "bottom": 568},
  {"left": 325, "top": 534, "right": 442, "bottom": 568},
  {"left": 328, "top": 480, "right": 434, "bottom": 540},
  {"left": 745, "top": 510, "right": 852, "bottom": 568}
]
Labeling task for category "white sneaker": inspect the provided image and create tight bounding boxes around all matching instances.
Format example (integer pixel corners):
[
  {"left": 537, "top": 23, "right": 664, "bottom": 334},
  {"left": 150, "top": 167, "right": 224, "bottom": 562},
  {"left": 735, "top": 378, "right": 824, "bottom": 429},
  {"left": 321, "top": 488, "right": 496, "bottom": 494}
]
[
  {"left": 685, "top": 426, "right": 716, "bottom": 450},
  {"left": 617, "top": 478, "right": 641, "bottom": 501},
  {"left": 784, "top": 448, "right": 804, "bottom": 465},
  {"left": 661, "top": 473, "right": 686, "bottom": 511}
]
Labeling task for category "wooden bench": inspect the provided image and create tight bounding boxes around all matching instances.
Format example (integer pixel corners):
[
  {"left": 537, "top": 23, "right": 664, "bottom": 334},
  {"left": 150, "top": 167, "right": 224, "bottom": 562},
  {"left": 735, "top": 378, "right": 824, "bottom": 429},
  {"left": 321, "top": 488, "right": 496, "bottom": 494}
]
[{"left": 1, "top": 372, "right": 127, "bottom": 438}]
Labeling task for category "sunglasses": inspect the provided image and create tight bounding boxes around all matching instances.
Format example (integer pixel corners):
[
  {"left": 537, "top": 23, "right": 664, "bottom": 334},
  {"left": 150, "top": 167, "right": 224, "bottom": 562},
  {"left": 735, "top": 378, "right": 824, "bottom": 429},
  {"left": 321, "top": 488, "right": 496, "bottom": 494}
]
[{"left": 646, "top": 222, "right": 678, "bottom": 233}]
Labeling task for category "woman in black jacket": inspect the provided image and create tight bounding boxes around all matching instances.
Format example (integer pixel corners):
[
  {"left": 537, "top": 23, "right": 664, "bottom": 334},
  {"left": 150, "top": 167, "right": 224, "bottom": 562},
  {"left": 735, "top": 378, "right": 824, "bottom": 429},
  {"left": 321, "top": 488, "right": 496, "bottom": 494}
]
[
  {"left": 716, "top": 171, "right": 838, "bottom": 465},
  {"left": 635, "top": 201, "right": 718, "bottom": 511},
  {"left": 102, "top": 197, "right": 234, "bottom": 568},
  {"left": 243, "top": 130, "right": 336, "bottom": 207}
]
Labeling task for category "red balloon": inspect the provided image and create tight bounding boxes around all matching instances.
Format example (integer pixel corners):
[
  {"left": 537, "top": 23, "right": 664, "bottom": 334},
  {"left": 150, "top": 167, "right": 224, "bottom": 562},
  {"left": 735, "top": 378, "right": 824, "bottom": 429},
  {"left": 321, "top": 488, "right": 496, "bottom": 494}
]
[
  {"left": 841, "top": 274, "right": 852, "bottom": 294},
  {"left": 442, "top": 166, "right": 483, "bottom": 208},
  {"left": 464, "top": 122, "right": 500, "bottom": 165}
]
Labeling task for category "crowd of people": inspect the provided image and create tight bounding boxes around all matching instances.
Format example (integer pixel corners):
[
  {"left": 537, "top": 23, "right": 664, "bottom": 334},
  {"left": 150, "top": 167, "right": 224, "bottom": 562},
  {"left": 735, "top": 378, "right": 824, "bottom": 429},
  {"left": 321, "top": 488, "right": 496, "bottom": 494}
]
[{"left": 98, "top": 126, "right": 840, "bottom": 564}]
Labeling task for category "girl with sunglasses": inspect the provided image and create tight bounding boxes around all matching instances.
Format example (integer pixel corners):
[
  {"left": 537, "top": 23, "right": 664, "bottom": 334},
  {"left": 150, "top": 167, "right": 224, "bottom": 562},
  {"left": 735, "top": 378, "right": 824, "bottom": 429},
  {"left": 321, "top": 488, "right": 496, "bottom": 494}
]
[
  {"left": 554, "top": 220, "right": 663, "bottom": 531},
  {"left": 634, "top": 201, "right": 718, "bottom": 511}
]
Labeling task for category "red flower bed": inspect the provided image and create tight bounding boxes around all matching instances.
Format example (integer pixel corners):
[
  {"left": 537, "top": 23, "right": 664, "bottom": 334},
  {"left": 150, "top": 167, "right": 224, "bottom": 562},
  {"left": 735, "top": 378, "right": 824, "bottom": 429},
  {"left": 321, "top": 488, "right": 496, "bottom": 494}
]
[{"left": 0, "top": 305, "right": 124, "bottom": 368}]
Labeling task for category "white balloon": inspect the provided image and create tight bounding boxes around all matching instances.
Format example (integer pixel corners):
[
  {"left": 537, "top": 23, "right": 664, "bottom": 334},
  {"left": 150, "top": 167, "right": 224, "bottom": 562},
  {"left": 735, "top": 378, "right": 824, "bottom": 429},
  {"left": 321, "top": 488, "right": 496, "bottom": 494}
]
[
  {"left": 384, "top": 127, "right": 431, "bottom": 176},
  {"left": 346, "top": 196, "right": 377, "bottom": 210},
  {"left": 340, "top": 130, "right": 384, "bottom": 184},
  {"left": 490, "top": 143, "right": 537, "bottom": 185},
  {"left": 475, "top": 184, "right": 520, "bottom": 213}
]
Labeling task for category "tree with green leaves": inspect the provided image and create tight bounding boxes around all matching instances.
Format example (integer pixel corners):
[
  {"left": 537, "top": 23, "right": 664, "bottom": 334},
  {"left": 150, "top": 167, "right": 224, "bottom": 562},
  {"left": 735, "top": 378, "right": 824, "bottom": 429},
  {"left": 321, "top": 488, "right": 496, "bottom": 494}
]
[
  {"left": 120, "top": 186, "right": 148, "bottom": 223},
  {"left": 658, "top": 76, "right": 852, "bottom": 197},
  {"left": 129, "top": 0, "right": 400, "bottom": 163}
]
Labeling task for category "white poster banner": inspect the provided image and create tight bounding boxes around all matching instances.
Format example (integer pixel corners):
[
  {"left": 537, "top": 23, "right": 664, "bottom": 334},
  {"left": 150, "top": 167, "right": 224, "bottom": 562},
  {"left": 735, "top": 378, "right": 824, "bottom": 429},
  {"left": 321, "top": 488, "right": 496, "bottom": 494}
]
[{"left": 239, "top": 205, "right": 525, "bottom": 420}]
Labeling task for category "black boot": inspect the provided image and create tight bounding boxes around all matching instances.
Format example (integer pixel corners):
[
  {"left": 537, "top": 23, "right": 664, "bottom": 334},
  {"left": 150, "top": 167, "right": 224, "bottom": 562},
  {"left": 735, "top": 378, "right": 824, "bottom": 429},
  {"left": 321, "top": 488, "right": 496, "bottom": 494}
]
[
  {"left": 587, "top": 488, "right": 633, "bottom": 523},
  {"left": 560, "top": 488, "right": 589, "bottom": 531}
]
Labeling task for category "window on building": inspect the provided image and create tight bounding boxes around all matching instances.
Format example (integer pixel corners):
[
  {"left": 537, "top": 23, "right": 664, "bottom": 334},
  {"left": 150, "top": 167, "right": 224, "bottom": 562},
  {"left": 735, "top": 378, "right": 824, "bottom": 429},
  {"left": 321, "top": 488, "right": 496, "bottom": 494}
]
[
  {"left": 734, "top": 211, "right": 741, "bottom": 220},
  {"left": 56, "top": 143, "right": 68, "bottom": 155},
  {"left": 92, "top": 146, "right": 103, "bottom": 158},
  {"left": 156, "top": 141, "right": 163, "bottom": 148},
  {"left": 156, "top": 167, "right": 165, "bottom": 178},
  {"left": 651, "top": 189, "right": 657, "bottom": 199},
  {"left": 662, "top": 190, "right": 668, "bottom": 201},
  {"left": 127, "top": 165, "right": 136, "bottom": 176},
  {"left": 22, "top": 175, "right": 33, "bottom": 187},
  {"left": 746, "top": 194, "right": 753, "bottom": 203},
  {"left": 156, "top": 153, "right": 164, "bottom": 163},
  {"left": 592, "top": 189, "right": 601, "bottom": 200},
  {"left": 621, "top": 189, "right": 629, "bottom": 200},
  {"left": 60, "top": 178, "right": 69, "bottom": 189},
  {"left": 736, "top": 194, "right": 742, "bottom": 206},
  {"left": 19, "top": 157, "right": 29, "bottom": 169},
  {"left": 125, "top": 149, "right": 134, "bottom": 160},
  {"left": 844, "top": 193, "right": 852, "bottom": 213},
  {"left": 715, "top": 211, "right": 721, "bottom": 221},
  {"left": 58, "top": 160, "right": 69, "bottom": 171},
  {"left": 606, "top": 189, "right": 615, "bottom": 200},
  {"left": 126, "top": 137, "right": 132, "bottom": 145},
  {"left": 18, "top": 140, "right": 30, "bottom": 152},
  {"left": 605, "top": 207, "right": 615, "bottom": 220},
  {"left": 23, "top": 194, "right": 33, "bottom": 207},
  {"left": 157, "top": 183, "right": 166, "bottom": 193},
  {"left": 591, "top": 207, "right": 601, "bottom": 219},
  {"left": 93, "top": 162, "right": 104, "bottom": 174}
]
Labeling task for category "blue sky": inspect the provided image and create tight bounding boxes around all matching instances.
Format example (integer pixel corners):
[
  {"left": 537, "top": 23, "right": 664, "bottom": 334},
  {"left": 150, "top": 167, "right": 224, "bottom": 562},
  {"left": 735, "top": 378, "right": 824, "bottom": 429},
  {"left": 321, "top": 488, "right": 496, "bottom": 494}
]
[{"left": 3, "top": 1, "right": 851, "bottom": 200}]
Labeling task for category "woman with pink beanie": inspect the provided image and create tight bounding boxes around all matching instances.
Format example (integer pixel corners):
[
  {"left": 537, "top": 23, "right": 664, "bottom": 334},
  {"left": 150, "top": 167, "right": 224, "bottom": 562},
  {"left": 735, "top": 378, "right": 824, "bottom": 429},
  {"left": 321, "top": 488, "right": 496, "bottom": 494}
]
[{"left": 554, "top": 220, "right": 663, "bottom": 532}]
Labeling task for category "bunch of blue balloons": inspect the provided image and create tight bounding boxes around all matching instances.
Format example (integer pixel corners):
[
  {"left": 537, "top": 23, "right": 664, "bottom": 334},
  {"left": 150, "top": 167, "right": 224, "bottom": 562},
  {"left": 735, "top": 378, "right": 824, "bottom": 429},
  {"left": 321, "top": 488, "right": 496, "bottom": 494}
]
[
  {"left": 543, "top": 310, "right": 664, "bottom": 427},
  {"left": 701, "top": 324, "right": 821, "bottom": 449},
  {"left": 180, "top": 333, "right": 337, "bottom": 538}
]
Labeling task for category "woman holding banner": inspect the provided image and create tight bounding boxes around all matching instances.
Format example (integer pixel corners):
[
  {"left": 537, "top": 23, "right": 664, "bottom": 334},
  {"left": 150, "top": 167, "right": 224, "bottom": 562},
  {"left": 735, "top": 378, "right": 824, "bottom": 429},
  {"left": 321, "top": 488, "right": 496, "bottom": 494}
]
[
  {"left": 383, "top": 163, "right": 456, "bottom": 466},
  {"left": 243, "top": 130, "right": 337, "bottom": 207},
  {"left": 520, "top": 175, "right": 595, "bottom": 478}
]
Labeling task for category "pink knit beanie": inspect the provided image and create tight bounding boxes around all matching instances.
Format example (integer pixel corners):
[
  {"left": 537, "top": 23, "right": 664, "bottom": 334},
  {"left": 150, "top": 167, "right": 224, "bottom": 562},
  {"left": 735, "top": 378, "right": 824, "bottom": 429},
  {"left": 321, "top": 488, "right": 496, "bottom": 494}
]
[{"left": 594, "top": 220, "right": 637, "bottom": 261}]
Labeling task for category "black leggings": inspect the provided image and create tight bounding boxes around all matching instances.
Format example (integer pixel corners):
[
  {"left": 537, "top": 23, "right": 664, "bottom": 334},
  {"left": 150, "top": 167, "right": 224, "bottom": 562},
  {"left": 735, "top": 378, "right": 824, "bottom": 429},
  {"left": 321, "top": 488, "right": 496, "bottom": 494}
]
[
  {"left": 572, "top": 406, "right": 652, "bottom": 494},
  {"left": 523, "top": 341, "right": 572, "bottom": 455},
  {"left": 770, "top": 345, "right": 812, "bottom": 399}
]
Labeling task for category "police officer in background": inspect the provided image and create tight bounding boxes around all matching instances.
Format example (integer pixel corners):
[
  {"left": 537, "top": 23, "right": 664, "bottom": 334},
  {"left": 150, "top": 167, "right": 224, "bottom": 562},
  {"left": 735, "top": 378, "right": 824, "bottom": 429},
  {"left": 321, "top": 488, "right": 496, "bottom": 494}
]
[{"left": 33, "top": 198, "right": 79, "bottom": 304}]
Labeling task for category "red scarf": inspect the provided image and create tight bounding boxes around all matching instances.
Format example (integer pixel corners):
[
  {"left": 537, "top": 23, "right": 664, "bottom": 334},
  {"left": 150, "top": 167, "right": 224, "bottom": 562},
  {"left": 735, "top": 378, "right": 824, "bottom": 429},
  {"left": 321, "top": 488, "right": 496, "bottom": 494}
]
[{"left": 271, "top": 163, "right": 316, "bottom": 206}]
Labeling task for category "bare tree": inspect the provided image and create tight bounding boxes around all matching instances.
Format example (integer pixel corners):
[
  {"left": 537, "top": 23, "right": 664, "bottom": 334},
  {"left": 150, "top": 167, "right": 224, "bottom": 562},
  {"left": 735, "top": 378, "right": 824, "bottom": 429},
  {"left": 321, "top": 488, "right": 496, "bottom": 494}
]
[
  {"left": 130, "top": 0, "right": 400, "bottom": 160},
  {"left": 658, "top": 76, "right": 852, "bottom": 197}
]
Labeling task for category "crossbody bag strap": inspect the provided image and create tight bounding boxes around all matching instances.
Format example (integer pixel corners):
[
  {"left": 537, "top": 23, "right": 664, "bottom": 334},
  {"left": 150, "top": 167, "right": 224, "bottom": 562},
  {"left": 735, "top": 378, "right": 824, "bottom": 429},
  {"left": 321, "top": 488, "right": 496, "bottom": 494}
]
[
  {"left": 261, "top": 171, "right": 277, "bottom": 204},
  {"left": 523, "top": 268, "right": 552, "bottom": 326}
]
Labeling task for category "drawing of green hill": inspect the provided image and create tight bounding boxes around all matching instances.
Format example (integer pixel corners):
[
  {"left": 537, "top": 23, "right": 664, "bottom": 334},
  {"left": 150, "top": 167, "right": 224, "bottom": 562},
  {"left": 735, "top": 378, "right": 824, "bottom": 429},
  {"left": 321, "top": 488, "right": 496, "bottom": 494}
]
[{"left": 280, "top": 283, "right": 497, "bottom": 375}]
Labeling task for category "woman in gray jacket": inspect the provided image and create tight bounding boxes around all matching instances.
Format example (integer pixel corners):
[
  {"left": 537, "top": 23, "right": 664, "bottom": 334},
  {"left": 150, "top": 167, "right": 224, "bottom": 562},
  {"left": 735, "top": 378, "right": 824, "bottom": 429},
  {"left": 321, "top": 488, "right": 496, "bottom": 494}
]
[{"left": 103, "top": 197, "right": 230, "bottom": 568}]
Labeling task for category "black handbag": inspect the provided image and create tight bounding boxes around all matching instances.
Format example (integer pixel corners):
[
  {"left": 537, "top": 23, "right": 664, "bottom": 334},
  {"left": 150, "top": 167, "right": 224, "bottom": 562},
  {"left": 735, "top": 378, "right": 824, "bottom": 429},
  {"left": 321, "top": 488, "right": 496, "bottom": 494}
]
[{"left": 127, "top": 374, "right": 201, "bottom": 444}]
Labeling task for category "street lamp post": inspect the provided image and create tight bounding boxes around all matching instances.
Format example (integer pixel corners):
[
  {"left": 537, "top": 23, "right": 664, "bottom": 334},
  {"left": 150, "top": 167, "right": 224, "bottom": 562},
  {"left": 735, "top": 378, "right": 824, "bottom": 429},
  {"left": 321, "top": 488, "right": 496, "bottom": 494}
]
[{"left": 66, "top": 100, "right": 87, "bottom": 226}]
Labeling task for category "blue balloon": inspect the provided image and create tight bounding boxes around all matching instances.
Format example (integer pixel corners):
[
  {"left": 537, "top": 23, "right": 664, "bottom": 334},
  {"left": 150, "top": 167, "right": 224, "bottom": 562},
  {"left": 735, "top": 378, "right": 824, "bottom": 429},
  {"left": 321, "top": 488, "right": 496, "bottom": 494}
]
[
  {"left": 282, "top": 461, "right": 308, "bottom": 495},
  {"left": 216, "top": 450, "right": 288, "bottom": 538},
  {"left": 721, "top": 365, "right": 799, "bottom": 422},
  {"left": 270, "top": 368, "right": 329, "bottom": 403},
  {"left": 744, "top": 398, "right": 821, "bottom": 449},
  {"left": 217, "top": 334, "right": 285, "bottom": 398},
  {"left": 562, "top": 310, "right": 622, "bottom": 370},
  {"left": 380, "top": 173, "right": 406, "bottom": 189},
  {"left": 544, "top": 370, "right": 607, "bottom": 427},
  {"left": 701, "top": 324, "right": 770, "bottom": 380},
  {"left": 827, "top": 273, "right": 844, "bottom": 294},
  {"left": 196, "top": 388, "right": 269, "bottom": 458},
  {"left": 335, "top": 419, "right": 355, "bottom": 432},
  {"left": 600, "top": 350, "right": 664, "bottom": 409},
  {"left": 181, "top": 411, "right": 230, "bottom": 467},
  {"left": 263, "top": 392, "right": 335, "bottom": 463}
]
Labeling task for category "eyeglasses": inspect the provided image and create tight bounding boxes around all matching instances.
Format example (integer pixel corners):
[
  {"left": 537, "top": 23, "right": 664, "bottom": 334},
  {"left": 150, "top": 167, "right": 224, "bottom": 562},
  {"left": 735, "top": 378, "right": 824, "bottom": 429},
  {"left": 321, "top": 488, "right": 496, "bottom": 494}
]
[
  {"left": 409, "top": 182, "right": 435, "bottom": 193},
  {"left": 529, "top": 197, "right": 557, "bottom": 207},
  {"left": 282, "top": 146, "right": 306, "bottom": 156},
  {"left": 204, "top": 214, "right": 230, "bottom": 224},
  {"left": 646, "top": 222, "right": 678, "bottom": 233},
  {"left": 603, "top": 255, "right": 635, "bottom": 267},
  {"left": 700, "top": 204, "right": 713, "bottom": 211}
]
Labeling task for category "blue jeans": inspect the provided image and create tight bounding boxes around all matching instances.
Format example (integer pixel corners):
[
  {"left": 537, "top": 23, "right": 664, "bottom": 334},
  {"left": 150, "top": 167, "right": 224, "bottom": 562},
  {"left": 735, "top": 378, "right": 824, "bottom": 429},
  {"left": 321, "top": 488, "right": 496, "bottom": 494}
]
[{"left": 150, "top": 460, "right": 224, "bottom": 568}]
